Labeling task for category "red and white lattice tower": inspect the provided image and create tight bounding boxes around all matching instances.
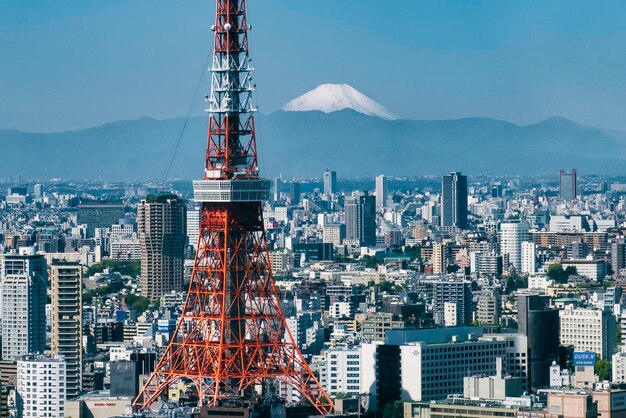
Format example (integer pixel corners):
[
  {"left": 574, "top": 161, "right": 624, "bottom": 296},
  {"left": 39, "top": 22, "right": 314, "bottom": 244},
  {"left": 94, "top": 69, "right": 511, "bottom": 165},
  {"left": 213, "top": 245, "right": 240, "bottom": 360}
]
[{"left": 133, "top": 0, "right": 333, "bottom": 414}]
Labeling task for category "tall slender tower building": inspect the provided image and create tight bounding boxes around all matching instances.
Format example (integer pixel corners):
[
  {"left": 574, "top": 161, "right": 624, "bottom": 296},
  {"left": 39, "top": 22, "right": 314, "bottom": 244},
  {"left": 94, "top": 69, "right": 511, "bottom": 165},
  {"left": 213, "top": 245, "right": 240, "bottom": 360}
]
[
  {"left": 345, "top": 192, "right": 376, "bottom": 247},
  {"left": 559, "top": 169, "right": 577, "bottom": 201},
  {"left": 137, "top": 194, "right": 186, "bottom": 301},
  {"left": 0, "top": 253, "right": 47, "bottom": 360},
  {"left": 375, "top": 174, "right": 388, "bottom": 212},
  {"left": 441, "top": 171, "right": 468, "bottom": 229},
  {"left": 135, "top": 1, "right": 332, "bottom": 414},
  {"left": 324, "top": 169, "right": 337, "bottom": 195},
  {"left": 499, "top": 221, "right": 530, "bottom": 272},
  {"left": 50, "top": 261, "right": 83, "bottom": 398}
]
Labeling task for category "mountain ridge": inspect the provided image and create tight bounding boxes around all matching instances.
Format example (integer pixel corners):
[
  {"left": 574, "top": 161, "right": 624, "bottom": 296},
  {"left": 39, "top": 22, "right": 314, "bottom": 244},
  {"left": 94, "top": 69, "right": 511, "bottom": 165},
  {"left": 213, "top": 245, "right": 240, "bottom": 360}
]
[{"left": 1, "top": 110, "right": 625, "bottom": 180}]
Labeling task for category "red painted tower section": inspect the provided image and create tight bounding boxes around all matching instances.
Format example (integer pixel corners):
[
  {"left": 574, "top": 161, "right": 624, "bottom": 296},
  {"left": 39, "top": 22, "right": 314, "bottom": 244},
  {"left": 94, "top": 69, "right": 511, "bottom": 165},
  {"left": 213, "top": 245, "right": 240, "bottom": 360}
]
[{"left": 133, "top": 1, "right": 333, "bottom": 414}]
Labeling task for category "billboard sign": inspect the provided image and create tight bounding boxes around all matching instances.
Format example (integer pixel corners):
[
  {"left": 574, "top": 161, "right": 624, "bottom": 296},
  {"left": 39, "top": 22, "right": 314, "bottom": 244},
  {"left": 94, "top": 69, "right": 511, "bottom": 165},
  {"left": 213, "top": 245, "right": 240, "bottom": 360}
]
[{"left": 573, "top": 352, "right": 596, "bottom": 366}]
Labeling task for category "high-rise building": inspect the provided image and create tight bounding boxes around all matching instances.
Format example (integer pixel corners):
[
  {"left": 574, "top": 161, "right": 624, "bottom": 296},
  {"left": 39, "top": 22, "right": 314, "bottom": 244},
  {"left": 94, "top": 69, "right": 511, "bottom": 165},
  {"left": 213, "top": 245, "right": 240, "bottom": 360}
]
[
  {"left": 517, "top": 294, "right": 560, "bottom": 391},
  {"left": 324, "top": 170, "right": 337, "bottom": 195},
  {"left": 476, "top": 288, "right": 501, "bottom": 325},
  {"left": 441, "top": 172, "right": 468, "bottom": 229},
  {"left": 33, "top": 183, "right": 44, "bottom": 198},
  {"left": 0, "top": 253, "right": 47, "bottom": 360},
  {"left": 289, "top": 181, "right": 301, "bottom": 206},
  {"left": 273, "top": 177, "right": 281, "bottom": 202},
  {"left": 17, "top": 355, "right": 66, "bottom": 418},
  {"left": 137, "top": 194, "right": 186, "bottom": 301},
  {"left": 375, "top": 175, "right": 388, "bottom": 212},
  {"left": 559, "top": 306, "right": 616, "bottom": 360},
  {"left": 77, "top": 201, "right": 125, "bottom": 237},
  {"left": 559, "top": 169, "right": 577, "bottom": 201},
  {"left": 499, "top": 221, "right": 530, "bottom": 272},
  {"left": 50, "top": 261, "right": 83, "bottom": 398},
  {"left": 322, "top": 224, "right": 346, "bottom": 246},
  {"left": 521, "top": 241, "right": 537, "bottom": 274},
  {"left": 344, "top": 192, "right": 376, "bottom": 247},
  {"left": 612, "top": 240, "right": 626, "bottom": 276},
  {"left": 432, "top": 279, "right": 472, "bottom": 326},
  {"left": 186, "top": 205, "right": 200, "bottom": 250}
]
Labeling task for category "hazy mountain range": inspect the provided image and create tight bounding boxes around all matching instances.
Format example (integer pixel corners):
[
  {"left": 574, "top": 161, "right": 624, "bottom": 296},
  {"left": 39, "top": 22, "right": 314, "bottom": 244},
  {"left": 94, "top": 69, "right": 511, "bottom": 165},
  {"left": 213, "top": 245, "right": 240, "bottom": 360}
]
[{"left": 1, "top": 84, "right": 625, "bottom": 180}]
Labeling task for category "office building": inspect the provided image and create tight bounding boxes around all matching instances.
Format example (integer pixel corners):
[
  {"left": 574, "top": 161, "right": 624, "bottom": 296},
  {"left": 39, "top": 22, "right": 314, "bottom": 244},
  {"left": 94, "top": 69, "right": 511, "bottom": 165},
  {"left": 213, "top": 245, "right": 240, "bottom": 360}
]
[
  {"left": 17, "top": 355, "right": 66, "bottom": 418},
  {"left": 0, "top": 253, "right": 47, "bottom": 360},
  {"left": 559, "top": 306, "right": 616, "bottom": 360},
  {"left": 273, "top": 177, "right": 281, "bottom": 202},
  {"left": 560, "top": 169, "right": 578, "bottom": 201},
  {"left": 521, "top": 241, "right": 537, "bottom": 274},
  {"left": 324, "top": 170, "right": 337, "bottom": 195},
  {"left": 611, "top": 240, "right": 626, "bottom": 275},
  {"left": 476, "top": 288, "right": 501, "bottom": 325},
  {"left": 289, "top": 181, "right": 301, "bottom": 206},
  {"left": 137, "top": 194, "right": 186, "bottom": 301},
  {"left": 322, "top": 224, "right": 346, "bottom": 246},
  {"left": 375, "top": 175, "right": 388, "bottom": 212},
  {"left": 561, "top": 259, "right": 607, "bottom": 282},
  {"left": 33, "top": 183, "right": 44, "bottom": 198},
  {"left": 441, "top": 172, "right": 468, "bottom": 229},
  {"left": 499, "top": 221, "right": 530, "bottom": 272},
  {"left": 322, "top": 348, "right": 361, "bottom": 397},
  {"left": 51, "top": 261, "right": 83, "bottom": 398},
  {"left": 345, "top": 192, "right": 376, "bottom": 247},
  {"left": 357, "top": 312, "right": 404, "bottom": 343},
  {"left": 517, "top": 294, "right": 560, "bottom": 391},
  {"left": 470, "top": 252, "right": 503, "bottom": 276},
  {"left": 186, "top": 205, "right": 200, "bottom": 250},
  {"left": 77, "top": 201, "right": 125, "bottom": 237},
  {"left": 432, "top": 279, "right": 472, "bottom": 326}
]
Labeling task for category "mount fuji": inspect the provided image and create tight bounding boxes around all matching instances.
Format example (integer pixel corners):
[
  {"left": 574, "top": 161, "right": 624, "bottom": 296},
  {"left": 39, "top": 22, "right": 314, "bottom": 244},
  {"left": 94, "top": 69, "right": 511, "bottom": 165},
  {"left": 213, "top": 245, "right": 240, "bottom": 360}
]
[{"left": 282, "top": 84, "right": 398, "bottom": 120}]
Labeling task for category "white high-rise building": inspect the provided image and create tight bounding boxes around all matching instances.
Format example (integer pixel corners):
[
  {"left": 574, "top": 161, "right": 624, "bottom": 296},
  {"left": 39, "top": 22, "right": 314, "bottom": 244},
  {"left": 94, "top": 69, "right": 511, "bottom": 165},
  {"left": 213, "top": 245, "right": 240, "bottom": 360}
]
[
  {"left": 559, "top": 306, "right": 616, "bottom": 360},
  {"left": 187, "top": 206, "right": 200, "bottom": 250},
  {"left": 499, "top": 221, "right": 530, "bottom": 272},
  {"left": 17, "top": 355, "right": 67, "bottom": 418},
  {"left": 375, "top": 175, "right": 388, "bottom": 212},
  {"left": 322, "top": 348, "right": 361, "bottom": 397},
  {"left": 324, "top": 170, "right": 337, "bottom": 195},
  {"left": 521, "top": 241, "right": 537, "bottom": 274},
  {"left": 1, "top": 254, "right": 47, "bottom": 360}
]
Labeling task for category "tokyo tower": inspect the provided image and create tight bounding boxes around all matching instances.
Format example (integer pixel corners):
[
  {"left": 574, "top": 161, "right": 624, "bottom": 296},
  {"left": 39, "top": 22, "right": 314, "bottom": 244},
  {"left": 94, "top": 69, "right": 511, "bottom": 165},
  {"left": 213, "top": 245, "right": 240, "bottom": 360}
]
[{"left": 133, "top": 0, "right": 333, "bottom": 415}]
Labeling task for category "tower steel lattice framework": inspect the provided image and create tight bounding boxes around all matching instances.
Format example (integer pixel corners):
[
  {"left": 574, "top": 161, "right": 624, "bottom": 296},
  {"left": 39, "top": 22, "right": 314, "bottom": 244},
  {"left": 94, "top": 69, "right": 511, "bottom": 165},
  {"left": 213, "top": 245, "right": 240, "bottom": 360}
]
[{"left": 133, "top": 0, "right": 333, "bottom": 414}]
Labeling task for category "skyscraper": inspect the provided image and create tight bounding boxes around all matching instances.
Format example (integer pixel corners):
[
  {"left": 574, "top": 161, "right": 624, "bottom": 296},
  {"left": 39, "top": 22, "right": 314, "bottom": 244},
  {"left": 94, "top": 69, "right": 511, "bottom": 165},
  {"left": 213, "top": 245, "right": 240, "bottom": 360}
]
[
  {"left": 50, "top": 261, "right": 82, "bottom": 398},
  {"left": 0, "top": 253, "right": 47, "bottom": 360},
  {"left": 137, "top": 194, "right": 186, "bottom": 301},
  {"left": 441, "top": 172, "right": 468, "bottom": 229},
  {"left": 499, "top": 221, "right": 530, "bottom": 272},
  {"left": 517, "top": 294, "right": 559, "bottom": 391},
  {"left": 559, "top": 169, "right": 577, "bottom": 201},
  {"left": 324, "top": 169, "right": 337, "bottom": 195},
  {"left": 289, "top": 181, "right": 301, "bottom": 206},
  {"left": 345, "top": 192, "right": 376, "bottom": 247},
  {"left": 186, "top": 205, "right": 200, "bottom": 251},
  {"left": 273, "top": 177, "right": 281, "bottom": 202},
  {"left": 375, "top": 174, "right": 388, "bottom": 212}
]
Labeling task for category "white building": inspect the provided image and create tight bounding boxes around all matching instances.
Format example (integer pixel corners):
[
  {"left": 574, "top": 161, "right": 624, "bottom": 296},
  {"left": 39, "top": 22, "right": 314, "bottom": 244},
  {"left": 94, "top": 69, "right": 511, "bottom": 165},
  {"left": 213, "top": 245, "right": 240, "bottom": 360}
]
[
  {"left": 444, "top": 302, "right": 458, "bottom": 327},
  {"left": 186, "top": 206, "right": 200, "bottom": 249},
  {"left": 375, "top": 175, "right": 388, "bottom": 212},
  {"left": 269, "top": 249, "right": 295, "bottom": 274},
  {"left": 109, "top": 235, "right": 141, "bottom": 260},
  {"left": 562, "top": 259, "right": 607, "bottom": 282},
  {"left": 17, "top": 354, "right": 67, "bottom": 418},
  {"left": 612, "top": 346, "right": 626, "bottom": 384},
  {"left": 499, "top": 221, "right": 529, "bottom": 272},
  {"left": 559, "top": 306, "right": 616, "bottom": 359},
  {"left": 323, "top": 348, "right": 361, "bottom": 397},
  {"left": 521, "top": 241, "right": 537, "bottom": 274},
  {"left": 1, "top": 254, "right": 47, "bottom": 360}
]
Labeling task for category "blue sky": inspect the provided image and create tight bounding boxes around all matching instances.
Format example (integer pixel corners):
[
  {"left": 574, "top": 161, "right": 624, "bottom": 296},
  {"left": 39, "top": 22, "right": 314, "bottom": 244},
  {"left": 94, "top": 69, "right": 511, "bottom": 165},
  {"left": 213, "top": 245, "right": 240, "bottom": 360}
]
[{"left": 2, "top": 0, "right": 626, "bottom": 132}]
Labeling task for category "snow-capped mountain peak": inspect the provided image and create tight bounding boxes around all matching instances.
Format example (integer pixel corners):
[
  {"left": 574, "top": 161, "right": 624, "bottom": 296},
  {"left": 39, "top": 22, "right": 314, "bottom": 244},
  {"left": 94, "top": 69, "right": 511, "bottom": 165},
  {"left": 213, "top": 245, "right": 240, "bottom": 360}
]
[{"left": 282, "top": 84, "right": 398, "bottom": 120}]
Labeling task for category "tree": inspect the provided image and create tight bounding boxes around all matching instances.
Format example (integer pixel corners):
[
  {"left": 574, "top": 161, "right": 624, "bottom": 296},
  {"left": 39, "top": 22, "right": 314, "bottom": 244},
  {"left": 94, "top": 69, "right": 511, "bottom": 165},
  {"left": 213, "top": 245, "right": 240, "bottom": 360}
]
[
  {"left": 546, "top": 264, "right": 577, "bottom": 284},
  {"left": 382, "top": 401, "right": 404, "bottom": 418},
  {"left": 595, "top": 357, "right": 611, "bottom": 381}
]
